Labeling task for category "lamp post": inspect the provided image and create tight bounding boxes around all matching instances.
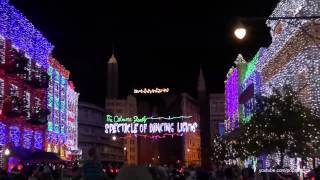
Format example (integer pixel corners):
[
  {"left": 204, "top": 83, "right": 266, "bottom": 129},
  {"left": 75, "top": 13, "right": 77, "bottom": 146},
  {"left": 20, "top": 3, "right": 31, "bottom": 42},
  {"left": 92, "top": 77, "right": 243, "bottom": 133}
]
[
  {"left": 123, "top": 147, "right": 127, "bottom": 164},
  {"left": 4, "top": 148, "right": 10, "bottom": 170},
  {"left": 4, "top": 149, "right": 10, "bottom": 156}
]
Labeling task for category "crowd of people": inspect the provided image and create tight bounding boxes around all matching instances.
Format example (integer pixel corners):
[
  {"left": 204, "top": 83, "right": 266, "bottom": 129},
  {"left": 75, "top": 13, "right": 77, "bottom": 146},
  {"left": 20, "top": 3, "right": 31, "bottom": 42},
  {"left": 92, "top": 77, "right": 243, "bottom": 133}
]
[{"left": 0, "top": 147, "right": 318, "bottom": 180}]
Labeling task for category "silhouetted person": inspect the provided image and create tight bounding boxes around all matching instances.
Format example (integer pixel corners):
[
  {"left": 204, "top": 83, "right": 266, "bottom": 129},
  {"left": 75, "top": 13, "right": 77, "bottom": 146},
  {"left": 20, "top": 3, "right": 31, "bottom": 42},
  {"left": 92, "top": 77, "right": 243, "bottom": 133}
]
[{"left": 82, "top": 147, "right": 107, "bottom": 180}]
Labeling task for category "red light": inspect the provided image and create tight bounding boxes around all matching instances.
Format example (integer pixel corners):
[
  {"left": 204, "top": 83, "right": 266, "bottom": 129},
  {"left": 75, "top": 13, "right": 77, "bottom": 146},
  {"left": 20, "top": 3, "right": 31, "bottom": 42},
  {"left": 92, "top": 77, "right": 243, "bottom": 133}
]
[
  {"left": 110, "top": 169, "right": 114, "bottom": 173},
  {"left": 116, "top": 169, "right": 119, "bottom": 173},
  {"left": 17, "top": 164, "right": 23, "bottom": 171}
]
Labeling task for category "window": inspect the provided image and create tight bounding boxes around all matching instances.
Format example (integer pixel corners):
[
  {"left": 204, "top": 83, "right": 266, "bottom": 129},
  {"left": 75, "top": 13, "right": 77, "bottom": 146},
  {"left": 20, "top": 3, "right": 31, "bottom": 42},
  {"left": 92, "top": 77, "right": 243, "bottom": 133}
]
[
  {"left": 0, "top": 37, "right": 5, "bottom": 64},
  {"left": 34, "top": 97, "right": 41, "bottom": 108},
  {"left": 24, "top": 91, "right": 31, "bottom": 118},
  {"left": 211, "top": 104, "right": 217, "bottom": 112},
  {"left": 10, "top": 84, "right": 18, "bottom": 97},
  {"left": 24, "top": 91, "right": 31, "bottom": 108},
  {"left": 0, "top": 79, "right": 4, "bottom": 97}
]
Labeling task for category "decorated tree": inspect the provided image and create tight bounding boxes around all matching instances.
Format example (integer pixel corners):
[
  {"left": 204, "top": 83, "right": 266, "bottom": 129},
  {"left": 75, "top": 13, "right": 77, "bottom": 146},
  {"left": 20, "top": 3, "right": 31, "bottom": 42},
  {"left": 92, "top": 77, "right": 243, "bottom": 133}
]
[
  {"left": 246, "top": 85, "right": 320, "bottom": 166},
  {"left": 212, "top": 85, "right": 320, "bottom": 166},
  {"left": 211, "top": 134, "right": 227, "bottom": 163}
]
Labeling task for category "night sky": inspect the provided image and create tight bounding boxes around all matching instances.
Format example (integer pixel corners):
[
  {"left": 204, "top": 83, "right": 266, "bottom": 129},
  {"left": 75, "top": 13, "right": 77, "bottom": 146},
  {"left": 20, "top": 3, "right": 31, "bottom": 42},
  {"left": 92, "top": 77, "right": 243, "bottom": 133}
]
[{"left": 11, "top": 0, "right": 278, "bottom": 107}]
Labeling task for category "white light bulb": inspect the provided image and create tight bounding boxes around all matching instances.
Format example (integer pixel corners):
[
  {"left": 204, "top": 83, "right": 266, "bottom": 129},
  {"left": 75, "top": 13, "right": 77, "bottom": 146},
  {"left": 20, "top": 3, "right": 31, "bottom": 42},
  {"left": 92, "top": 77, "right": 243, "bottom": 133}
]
[
  {"left": 4, "top": 148, "right": 10, "bottom": 156},
  {"left": 234, "top": 28, "right": 247, "bottom": 40}
]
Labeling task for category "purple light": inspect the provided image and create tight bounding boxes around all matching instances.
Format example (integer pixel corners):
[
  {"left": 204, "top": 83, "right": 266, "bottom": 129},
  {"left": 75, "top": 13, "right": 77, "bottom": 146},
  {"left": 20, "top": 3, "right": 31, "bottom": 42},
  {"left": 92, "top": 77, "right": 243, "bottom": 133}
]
[
  {"left": 9, "top": 126, "right": 20, "bottom": 147},
  {"left": 0, "top": 122, "right": 6, "bottom": 145},
  {"left": 23, "top": 129, "right": 33, "bottom": 149},
  {"left": 0, "top": 1, "right": 53, "bottom": 68},
  {"left": 225, "top": 68, "right": 239, "bottom": 130},
  {"left": 34, "top": 131, "right": 43, "bottom": 149}
]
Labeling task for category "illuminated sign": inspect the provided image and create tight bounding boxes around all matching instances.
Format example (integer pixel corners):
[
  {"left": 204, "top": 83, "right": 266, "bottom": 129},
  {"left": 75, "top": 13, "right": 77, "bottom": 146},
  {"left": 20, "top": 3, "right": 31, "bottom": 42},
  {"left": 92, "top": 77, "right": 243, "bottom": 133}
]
[
  {"left": 133, "top": 88, "right": 170, "bottom": 94},
  {"left": 104, "top": 115, "right": 198, "bottom": 135}
]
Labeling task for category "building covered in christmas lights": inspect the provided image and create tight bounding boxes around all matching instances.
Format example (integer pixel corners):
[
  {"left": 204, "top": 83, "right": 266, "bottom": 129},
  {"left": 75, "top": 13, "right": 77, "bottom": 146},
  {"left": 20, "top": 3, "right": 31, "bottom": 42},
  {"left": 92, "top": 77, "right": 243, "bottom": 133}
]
[
  {"left": 0, "top": 0, "right": 79, "bottom": 166},
  {"left": 225, "top": 0, "right": 320, "bottom": 131},
  {"left": 224, "top": 0, "right": 320, "bottom": 170}
]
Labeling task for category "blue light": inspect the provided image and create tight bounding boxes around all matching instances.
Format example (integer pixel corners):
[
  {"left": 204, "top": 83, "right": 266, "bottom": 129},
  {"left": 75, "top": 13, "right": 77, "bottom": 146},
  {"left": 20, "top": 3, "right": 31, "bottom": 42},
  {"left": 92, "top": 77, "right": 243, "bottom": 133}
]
[
  {"left": 9, "top": 126, "right": 20, "bottom": 147},
  {"left": 34, "top": 131, "right": 43, "bottom": 149},
  {"left": 0, "top": 122, "right": 6, "bottom": 145},
  {"left": 23, "top": 129, "right": 33, "bottom": 149},
  {"left": 0, "top": 1, "right": 53, "bottom": 68}
]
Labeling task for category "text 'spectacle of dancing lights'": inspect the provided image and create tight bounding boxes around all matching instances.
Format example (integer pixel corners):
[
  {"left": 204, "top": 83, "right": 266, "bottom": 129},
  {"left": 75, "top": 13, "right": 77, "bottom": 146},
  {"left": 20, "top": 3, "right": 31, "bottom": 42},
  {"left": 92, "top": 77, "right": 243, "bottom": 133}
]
[{"left": 104, "top": 115, "right": 198, "bottom": 135}]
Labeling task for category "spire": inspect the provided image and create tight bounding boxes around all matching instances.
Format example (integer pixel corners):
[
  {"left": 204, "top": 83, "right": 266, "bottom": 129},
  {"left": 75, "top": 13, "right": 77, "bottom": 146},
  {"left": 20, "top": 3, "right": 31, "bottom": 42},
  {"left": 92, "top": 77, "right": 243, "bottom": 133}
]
[
  {"left": 234, "top": 54, "right": 246, "bottom": 65},
  {"left": 108, "top": 41, "right": 117, "bottom": 64},
  {"left": 108, "top": 54, "right": 117, "bottom": 64},
  {"left": 197, "top": 66, "right": 206, "bottom": 92}
]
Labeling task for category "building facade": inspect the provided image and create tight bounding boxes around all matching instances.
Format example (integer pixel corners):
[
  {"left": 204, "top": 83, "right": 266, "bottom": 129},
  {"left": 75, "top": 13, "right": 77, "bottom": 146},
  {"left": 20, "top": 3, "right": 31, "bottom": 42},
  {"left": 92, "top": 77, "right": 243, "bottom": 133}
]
[
  {"left": 182, "top": 93, "right": 201, "bottom": 167},
  {"left": 209, "top": 94, "right": 225, "bottom": 139},
  {"left": 0, "top": 0, "right": 79, "bottom": 167},
  {"left": 46, "top": 57, "right": 80, "bottom": 159},
  {"left": 105, "top": 53, "right": 138, "bottom": 165},
  {"left": 78, "top": 102, "right": 123, "bottom": 163},
  {"left": 105, "top": 95, "right": 138, "bottom": 165},
  {"left": 256, "top": 0, "right": 320, "bottom": 115},
  {"left": 224, "top": 0, "right": 320, "bottom": 169},
  {"left": 225, "top": 0, "right": 320, "bottom": 130},
  {"left": 65, "top": 82, "right": 80, "bottom": 160}
]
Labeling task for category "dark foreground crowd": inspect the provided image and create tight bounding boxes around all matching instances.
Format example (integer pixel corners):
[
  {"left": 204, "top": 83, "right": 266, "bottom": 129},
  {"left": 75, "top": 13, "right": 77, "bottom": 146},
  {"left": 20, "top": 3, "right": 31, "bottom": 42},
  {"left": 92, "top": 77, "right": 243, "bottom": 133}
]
[{"left": 0, "top": 147, "right": 320, "bottom": 180}]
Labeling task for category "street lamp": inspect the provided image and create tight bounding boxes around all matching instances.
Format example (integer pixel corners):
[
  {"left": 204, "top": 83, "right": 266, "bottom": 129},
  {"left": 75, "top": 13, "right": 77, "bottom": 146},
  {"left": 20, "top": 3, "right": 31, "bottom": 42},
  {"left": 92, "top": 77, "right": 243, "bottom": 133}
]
[
  {"left": 4, "top": 148, "right": 10, "bottom": 156},
  {"left": 187, "top": 148, "right": 190, "bottom": 153},
  {"left": 112, "top": 135, "right": 117, "bottom": 141},
  {"left": 234, "top": 27, "right": 247, "bottom": 40},
  {"left": 124, "top": 147, "right": 127, "bottom": 151}
]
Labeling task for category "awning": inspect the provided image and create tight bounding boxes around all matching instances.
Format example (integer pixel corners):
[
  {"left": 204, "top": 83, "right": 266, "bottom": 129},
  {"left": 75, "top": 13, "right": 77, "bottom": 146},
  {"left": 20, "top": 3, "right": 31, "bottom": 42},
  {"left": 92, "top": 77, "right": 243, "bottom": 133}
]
[{"left": 23, "top": 151, "right": 61, "bottom": 163}]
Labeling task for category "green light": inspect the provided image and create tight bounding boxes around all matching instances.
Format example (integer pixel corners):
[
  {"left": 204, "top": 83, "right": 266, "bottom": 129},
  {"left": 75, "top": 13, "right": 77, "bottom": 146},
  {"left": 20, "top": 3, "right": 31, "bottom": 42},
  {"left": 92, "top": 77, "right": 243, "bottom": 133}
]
[
  {"left": 54, "top": 99, "right": 60, "bottom": 109},
  {"left": 242, "top": 52, "right": 259, "bottom": 82},
  {"left": 105, "top": 115, "right": 193, "bottom": 124},
  {"left": 48, "top": 122, "right": 53, "bottom": 132},
  {"left": 48, "top": 66, "right": 53, "bottom": 77},
  {"left": 106, "top": 115, "right": 147, "bottom": 123},
  {"left": 48, "top": 95, "right": 53, "bottom": 107},
  {"left": 54, "top": 124, "right": 59, "bottom": 133},
  {"left": 55, "top": 71, "right": 60, "bottom": 82},
  {"left": 61, "top": 102, "right": 65, "bottom": 112},
  {"left": 242, "top": 114, "right": 253, "bottom": 123}
]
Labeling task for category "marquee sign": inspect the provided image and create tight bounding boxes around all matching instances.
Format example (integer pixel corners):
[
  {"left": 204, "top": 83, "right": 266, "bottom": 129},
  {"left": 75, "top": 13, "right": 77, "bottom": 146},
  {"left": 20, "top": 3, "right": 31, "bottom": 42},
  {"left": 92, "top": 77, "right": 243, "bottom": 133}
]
[{"left": 104, "top": 115, "right": 198, "bottom": 135}]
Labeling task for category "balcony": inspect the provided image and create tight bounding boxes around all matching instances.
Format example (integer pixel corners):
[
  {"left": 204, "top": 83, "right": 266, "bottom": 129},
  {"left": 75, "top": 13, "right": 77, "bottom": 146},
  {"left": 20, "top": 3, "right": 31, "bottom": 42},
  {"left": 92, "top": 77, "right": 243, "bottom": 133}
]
[
  {"left": 5, "top": 51, "right": 28, "bottom": 74},
  {"left": 27, "top": 108, "right": 50, "bottom": 125},
  {"left": 30, "top": 71, "right": 49, "bottom": 88},
  {"left": 3, "top": 96, "right": 23, "bottom": 117}
]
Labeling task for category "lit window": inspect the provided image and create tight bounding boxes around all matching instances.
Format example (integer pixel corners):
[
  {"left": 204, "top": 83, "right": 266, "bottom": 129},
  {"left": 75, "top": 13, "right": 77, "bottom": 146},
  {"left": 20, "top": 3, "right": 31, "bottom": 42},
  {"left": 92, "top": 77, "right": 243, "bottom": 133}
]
[
  {"left": 0, "top": 79, "right": 4, "bottom": 97},
  {"left": 10, "top": 84, "right": 18, "bottom": 97},
  {"left": 0, "top": 37, "right": 5, "bottom": 64}
]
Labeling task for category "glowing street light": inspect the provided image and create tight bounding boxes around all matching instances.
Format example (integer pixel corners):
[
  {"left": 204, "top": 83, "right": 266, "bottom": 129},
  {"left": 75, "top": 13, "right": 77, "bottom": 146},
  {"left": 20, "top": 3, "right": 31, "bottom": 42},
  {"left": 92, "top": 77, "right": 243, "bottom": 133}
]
[
  {"left": 187, "top": 148, "right": 190, "bottom": 153},
  {"left": 112, "top": 136, "right": 117, "bottom": 141},
  {"left": 234, "top": 27, "right": 247, "bottom": 40},
  {"left": 4, "top": 148, "right": 10, "bottom": 156},
  {"left": 124, "top": 147, "right": 127, "bottom": 151}
]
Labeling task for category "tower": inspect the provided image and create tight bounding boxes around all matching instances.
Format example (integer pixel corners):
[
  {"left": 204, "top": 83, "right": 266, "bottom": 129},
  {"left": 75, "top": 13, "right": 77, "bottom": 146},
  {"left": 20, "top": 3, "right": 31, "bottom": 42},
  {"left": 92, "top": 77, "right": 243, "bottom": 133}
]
[
  {"left": 197, "top": 66, "right": 210, "bottom": 168},
  {"left": 106, "top": 53, "right": 119, "bottom": 101}
]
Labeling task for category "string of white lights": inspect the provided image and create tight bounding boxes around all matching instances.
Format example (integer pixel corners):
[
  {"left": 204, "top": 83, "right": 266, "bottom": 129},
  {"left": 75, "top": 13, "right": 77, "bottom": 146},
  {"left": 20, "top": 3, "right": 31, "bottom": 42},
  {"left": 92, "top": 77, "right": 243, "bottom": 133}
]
[
  {"left": 133, "top": 88, "right": 170, "bottom": 94},
  {"left": 146, "top": 116, "right": 192, "bottom": 120}
]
